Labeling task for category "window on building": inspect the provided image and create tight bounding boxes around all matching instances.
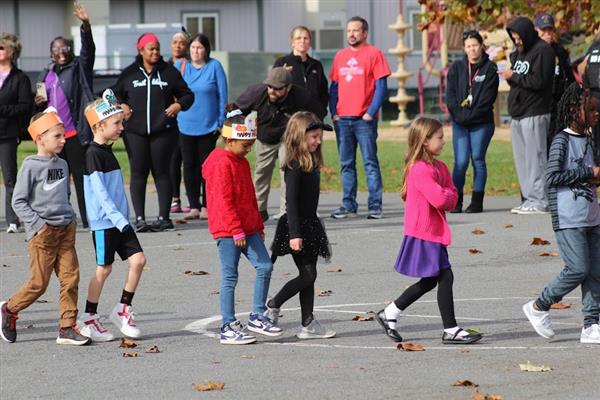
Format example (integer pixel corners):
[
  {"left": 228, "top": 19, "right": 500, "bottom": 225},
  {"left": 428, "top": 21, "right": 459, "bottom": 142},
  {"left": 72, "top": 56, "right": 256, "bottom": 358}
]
[
  {"left": 408, "top": 9, "right": 422, "bottom": 52},
  {"left": 183, "top": 13, "right": 219, "bottom": 50},
  {"left": 318, "top": 29, "right": 344, "bottom": 50}
]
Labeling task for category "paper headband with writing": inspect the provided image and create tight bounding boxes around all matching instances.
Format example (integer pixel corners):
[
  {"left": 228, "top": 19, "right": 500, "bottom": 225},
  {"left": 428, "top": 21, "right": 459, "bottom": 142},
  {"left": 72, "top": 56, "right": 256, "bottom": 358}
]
[
  {"left": 28, "top": 107, "right": 63, "bottom": 141},
  {"left": 221, "top": 111, "right": 258, "bottom": 140},
  {"left": 85, "top": 89, "right": 123, "bottom": 127}
]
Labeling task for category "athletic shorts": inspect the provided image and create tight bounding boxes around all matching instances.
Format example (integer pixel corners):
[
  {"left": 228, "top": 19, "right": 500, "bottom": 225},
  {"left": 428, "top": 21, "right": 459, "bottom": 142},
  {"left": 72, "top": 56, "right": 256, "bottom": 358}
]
[{"left": 92, "top": 227, "right": 143, "bottom": 266}]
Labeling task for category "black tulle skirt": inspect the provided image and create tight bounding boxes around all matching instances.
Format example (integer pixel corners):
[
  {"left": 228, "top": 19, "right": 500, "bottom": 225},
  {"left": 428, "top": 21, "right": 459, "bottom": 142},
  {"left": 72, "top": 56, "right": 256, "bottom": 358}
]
[{"left": 270, "top": 214, "right": 331, "bottom": 260}]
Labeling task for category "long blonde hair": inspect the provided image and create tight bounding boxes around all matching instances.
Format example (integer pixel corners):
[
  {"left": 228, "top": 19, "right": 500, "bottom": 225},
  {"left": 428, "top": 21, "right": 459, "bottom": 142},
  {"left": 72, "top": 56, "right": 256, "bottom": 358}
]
[
  {"left": 400, "top": 117, "right": 443, "bottom": 200},
  {"left": 282, "top": 111, "right": 324, "bottom": 172}
]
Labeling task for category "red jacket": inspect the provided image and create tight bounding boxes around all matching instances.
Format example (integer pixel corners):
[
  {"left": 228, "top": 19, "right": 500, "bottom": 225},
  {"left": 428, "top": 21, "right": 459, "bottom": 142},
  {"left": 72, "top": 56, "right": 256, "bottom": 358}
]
[{"left": 202, "top": 148, "right": 264, "bottom": 239}]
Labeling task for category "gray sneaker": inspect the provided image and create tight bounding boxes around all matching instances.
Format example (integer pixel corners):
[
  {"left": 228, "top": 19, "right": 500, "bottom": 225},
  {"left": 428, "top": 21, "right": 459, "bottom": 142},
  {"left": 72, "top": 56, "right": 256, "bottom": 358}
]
[
  {"left": 263, "top": 298, "right": 280, "bottom": 325},
  {"left": 330, "top": 207, "right": 357, "bottom": 219},
  {"left": 56, "top": 325, "right": 92, "bottom": 346},
  {"left": 510, "top": 201, "right": 528, "bottom": 214},
  {"left": 296, "top": 318, "right": 336, "bottom": 340}
]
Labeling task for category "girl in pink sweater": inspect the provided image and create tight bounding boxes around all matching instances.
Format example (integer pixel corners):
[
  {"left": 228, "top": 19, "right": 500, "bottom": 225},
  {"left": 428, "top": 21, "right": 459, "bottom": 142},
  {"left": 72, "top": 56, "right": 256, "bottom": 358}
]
[{"left": 375, "top": 117, "right": 482, "bottom": 345}]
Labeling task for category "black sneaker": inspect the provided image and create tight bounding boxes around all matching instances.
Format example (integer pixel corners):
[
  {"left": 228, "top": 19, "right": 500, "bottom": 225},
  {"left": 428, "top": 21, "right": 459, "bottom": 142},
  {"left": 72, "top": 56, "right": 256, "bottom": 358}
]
[
  {"left": 56, "top": 324, "right": 92, "bottom": 346},
  {"left": 0, "top": 301, "right": 18, "bottom": 343},
  {"left": 150, "top": 217, "right": 175, "bottom": 232},
  {"left": 134, "top": 217, "right": 151, "bottom": 233}
]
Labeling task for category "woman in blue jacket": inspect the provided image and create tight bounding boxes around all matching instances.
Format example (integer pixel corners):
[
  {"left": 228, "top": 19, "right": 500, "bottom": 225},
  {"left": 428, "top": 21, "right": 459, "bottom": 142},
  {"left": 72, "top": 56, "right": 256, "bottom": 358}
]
[
  {"left": 175, "top": 33, "right": 227, "bottom": 220},
  {"left": 446, "top": 30, "right": 499, "bottom": 213}
]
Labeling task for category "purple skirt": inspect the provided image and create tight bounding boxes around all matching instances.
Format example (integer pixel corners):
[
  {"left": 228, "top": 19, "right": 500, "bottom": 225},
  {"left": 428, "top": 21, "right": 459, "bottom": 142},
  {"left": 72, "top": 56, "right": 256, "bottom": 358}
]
[{"left": 394, "top": 236, "right": 451, "bottom": 278}]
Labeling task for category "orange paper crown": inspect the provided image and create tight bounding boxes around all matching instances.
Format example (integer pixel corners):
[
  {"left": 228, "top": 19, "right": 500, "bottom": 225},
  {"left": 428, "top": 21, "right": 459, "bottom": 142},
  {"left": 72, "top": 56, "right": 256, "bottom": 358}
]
[
  {"left": 221, "top": 111, "right": 257, "bottom": 140},
  {"left": 85, "top": 89, "right": 123, "bottom": 127},
  {"left": 27, "top": 107, "right": 63, "bottom": 141}
]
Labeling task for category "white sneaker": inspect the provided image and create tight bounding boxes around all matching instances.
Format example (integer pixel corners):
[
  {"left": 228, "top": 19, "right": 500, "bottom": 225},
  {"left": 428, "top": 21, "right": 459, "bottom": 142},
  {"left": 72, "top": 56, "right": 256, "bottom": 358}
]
[
  {"left": 517, "top": 204, "right": 549, "bottom": 215},
  {"left": 510, "top": 201, "right": 528, "bottom": 214},
  {"left": 6, "top": 224, "right": 18, "bottom": 233},
  {"left": 220, "top": 320, "right": 257, "bottom": 345},
  {"left": 109, "top": 303, "right": 141, "bottom": 338},
  {"left": 523, "top": 300, "right": 554, "bottom": 339},
  {"left": 296, "top": 318, "right": 336, "bottom": 340},
  {"left": 78, "top": 312, "right": 115, "bottom": 342},
  {"left": 580, "top": 324, "right": 600, "bottom": 344}
]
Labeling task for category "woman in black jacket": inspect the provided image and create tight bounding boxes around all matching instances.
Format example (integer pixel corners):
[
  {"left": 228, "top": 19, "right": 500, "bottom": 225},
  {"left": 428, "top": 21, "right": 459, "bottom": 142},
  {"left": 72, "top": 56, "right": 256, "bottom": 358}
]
[
  {"left": 0, "top": 33, "right": 32, "bottom": 233},
  {"left": 446, "top": 30, "right": 499, "bottom": 213},
  {"left": 113, "top": 33, "right": 194, "bottom": 232},
  {"left": 273, "top": 26, "right": 328, "bottom": 113}
]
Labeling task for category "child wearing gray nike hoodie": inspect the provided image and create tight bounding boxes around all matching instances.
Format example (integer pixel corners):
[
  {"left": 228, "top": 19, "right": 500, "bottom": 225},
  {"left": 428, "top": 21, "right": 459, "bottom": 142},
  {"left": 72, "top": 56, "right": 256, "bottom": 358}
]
[{"left": 0, "top": 107, "right": 90, "bottom": 346}]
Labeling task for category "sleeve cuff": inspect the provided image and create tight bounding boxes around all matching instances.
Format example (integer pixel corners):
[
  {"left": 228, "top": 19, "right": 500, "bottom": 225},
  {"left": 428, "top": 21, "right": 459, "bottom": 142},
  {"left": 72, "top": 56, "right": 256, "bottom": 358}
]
[{"left": 233, "top": 232, "right": 246, "bottom": 241}]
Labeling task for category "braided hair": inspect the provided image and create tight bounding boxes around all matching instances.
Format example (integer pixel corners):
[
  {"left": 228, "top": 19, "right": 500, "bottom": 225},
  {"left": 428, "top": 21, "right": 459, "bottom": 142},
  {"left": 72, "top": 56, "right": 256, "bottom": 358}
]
[{"left": 556, "top": 82, "right": 599, "bottom": 164}]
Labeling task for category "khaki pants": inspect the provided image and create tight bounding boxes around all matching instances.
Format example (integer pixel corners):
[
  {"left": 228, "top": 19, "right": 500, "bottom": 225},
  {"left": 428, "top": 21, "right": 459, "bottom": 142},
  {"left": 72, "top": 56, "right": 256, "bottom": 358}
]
[
  {"left": 254, "top": 139, "right": 286, "bottom": 215},
  {"left": 7, "top": 222, "right": 80, "bottom": 328}
]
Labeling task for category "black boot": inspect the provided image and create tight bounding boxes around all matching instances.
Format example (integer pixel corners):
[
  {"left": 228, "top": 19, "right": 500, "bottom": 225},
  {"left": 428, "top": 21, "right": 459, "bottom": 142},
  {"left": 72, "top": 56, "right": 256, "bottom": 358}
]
[
  {"left": 450, "top": 192, "right": 463, "bottom": 213},
  {"left": 465, "top": 191, "right": 484, "bottom": 213}
]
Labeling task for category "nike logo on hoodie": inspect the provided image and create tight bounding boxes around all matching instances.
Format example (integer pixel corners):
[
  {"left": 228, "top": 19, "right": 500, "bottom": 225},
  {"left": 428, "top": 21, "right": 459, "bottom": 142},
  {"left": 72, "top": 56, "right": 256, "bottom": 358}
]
[{"left": 43, "top": 168, "right": 67, "bottom": 191}]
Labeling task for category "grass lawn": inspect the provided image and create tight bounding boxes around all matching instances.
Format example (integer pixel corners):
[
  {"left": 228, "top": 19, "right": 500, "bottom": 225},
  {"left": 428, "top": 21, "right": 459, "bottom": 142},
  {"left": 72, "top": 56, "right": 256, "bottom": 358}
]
[{"left": 14, "top": 138, "right": 520, "bottom": 196}]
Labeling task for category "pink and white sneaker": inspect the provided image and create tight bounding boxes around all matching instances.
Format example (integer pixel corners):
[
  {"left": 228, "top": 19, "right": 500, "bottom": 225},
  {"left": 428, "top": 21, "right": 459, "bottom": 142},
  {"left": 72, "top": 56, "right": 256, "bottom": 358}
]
[
  {"left": 78, "top": 312, "right": 115, "bottom": 342},
  {"left": 109, "top": 303, "right": 141, "bottom": 338}
]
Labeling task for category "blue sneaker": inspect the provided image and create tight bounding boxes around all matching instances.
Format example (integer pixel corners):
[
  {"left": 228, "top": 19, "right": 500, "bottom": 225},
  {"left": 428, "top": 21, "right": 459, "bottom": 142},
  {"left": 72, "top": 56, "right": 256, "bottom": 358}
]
[
  {"left": 247, "top": 313, "right": 283, "bottom": 337},
  {"left": 330, "top": 207, "right": 357, "bottom": 219},
  {"left": 220, "top": 320, "right": 257, "bottom": 345}
]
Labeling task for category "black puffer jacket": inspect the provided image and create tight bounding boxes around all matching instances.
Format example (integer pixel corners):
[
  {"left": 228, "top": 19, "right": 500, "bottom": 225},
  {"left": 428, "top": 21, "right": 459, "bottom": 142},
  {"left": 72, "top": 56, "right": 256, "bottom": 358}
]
[
  {"left": 0, "top": 66, "right": 32, "bottom": 139},
  {"left": 273, "top": 53, "right": 328, "bottom": 110},
  {"left": 37, "top": 25, "right": 95, "bottom": 145},
  {"left": 506, "top": 17, "right": 555, "bottom": 119},
  {"left": 112, "top": 56, "right": 194, "bottom": 136},
  {"left": 446, "top": 53, "right": 499, "bottom": 127}
]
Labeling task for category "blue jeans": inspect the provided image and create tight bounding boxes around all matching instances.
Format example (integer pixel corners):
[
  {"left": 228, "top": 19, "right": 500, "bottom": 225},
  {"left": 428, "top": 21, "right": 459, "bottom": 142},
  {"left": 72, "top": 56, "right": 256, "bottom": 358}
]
[
  {"left": 451, "top": 122, "right": 495, "bottom": 194},
  {"left": 334, "top": 117, "right": 383, "bottom": 212},
  {"left": 216, "top": 233, "right": 272, "bottom": 327},
  {"left": 537, "top": 225, "right": 600, "bottom": 327}
]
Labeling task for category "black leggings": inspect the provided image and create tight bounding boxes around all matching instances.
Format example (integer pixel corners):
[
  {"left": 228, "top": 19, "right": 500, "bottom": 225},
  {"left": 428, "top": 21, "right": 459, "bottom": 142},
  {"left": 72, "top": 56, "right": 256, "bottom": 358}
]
[
  {"left": 393, "top": 268, "right": 457, "bottom": 329},
  {"left": 180, "top": 132, "right": 218, "bottom": 210},
  {"left": 271, "top": 253, "right": 318, "bottom": 326},
  {"left": 59, "top": 135, "right": 87, "bottom": 227},
  {"left": 123, "top": 129, "right": 178, "bottom": 220},
  {"left": 169, "top": 144, "right": 182, "bottom": 199},
  {"left": 0, "top": 138, "right": 19, "bottom": 225}
]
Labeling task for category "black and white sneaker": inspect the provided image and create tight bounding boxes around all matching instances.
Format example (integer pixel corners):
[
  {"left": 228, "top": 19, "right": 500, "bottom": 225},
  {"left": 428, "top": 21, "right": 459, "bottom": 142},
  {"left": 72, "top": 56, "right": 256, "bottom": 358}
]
[
  {"left": 56, "top": 325, "right": 92, "bottom": 346},
  {"left": 134, "top": 217, "right": 151, "bottom": 233},
  {"left": 150, "top": 217, "right": 175, "bottom": 232}
]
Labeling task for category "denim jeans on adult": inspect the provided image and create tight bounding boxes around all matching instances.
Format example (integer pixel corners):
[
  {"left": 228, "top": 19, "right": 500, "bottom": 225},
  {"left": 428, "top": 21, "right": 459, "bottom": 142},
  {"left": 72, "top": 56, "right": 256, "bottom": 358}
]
[
  {"left": 537, "top": 225, "right": 600, "bottom": 327},
  {"left": 216, "top": 233, "right": 273, "bottom": 326},
  {"left": 334, "top": 117, "right": 383, "bottom": 212},
  {"left": 451, "top": 122, "right": 495, "bottom": 194}
]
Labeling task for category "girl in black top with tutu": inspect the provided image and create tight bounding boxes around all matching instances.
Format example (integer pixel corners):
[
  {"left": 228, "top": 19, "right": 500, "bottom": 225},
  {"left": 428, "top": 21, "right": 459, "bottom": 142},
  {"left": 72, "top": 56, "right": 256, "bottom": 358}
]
[{"left": 266, "top": 111, "right": 335, "bottom": 340}]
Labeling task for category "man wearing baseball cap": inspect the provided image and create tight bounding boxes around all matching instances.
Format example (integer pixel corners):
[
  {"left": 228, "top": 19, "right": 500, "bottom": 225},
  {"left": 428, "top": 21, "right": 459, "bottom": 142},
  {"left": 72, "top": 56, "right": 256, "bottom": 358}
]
[
  {"left": 534, "top": 13, "right": 575, "bottom": 147},
  {"left": 235, "top": 67, "right": 326, "bottom": 221}
]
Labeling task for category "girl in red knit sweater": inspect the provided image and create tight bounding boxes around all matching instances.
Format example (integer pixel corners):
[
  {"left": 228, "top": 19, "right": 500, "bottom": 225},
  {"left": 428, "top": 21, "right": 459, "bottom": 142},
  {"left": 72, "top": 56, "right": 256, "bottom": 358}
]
[
  {"left": 202, "top": 107, "right": 282, "bottom": 345},
  {"left": 375, "top": 117, "right": 482, "bottom": 345}
]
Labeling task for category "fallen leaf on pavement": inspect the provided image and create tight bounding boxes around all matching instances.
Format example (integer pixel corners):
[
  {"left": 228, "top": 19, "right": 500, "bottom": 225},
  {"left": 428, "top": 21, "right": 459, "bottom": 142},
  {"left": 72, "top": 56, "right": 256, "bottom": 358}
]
[
  {"left": 352, "top": 315, "right": 374, "bottom": 321},
  {"left": 122, "top": 352, "right": 138, "bottom": 357},
  {"left": 465, "top": 328, "right": 481, "bottom": 334},
  {"left": 471, "top": 229, "right": 485, "bottom": 235},
  {"left": 2, "top": 264, "right": 11, "bottom": 268},
  {"left": 316, "top": 288, "right": 333, "bottom": 297},
  {"left": 240, "top": 355, "right": 256, "bottom": 359},
  {"left": 173, "top": 245, "right": 184, "bottom": 250},
  {"left": 192, "top": 381, "right": 225, "bottom": 391},
  {"left": 119, "top": 338, "right": 137, "bottom": 348},
  {"left": 35, "top": 299, "right": 50, "bottom": 303},
  {"left": 468, "top": 248, "right": 482, "bottom": 254},
  {"left": 17, "top": 324, "right": 34, "bottom": 330},
  {"left": 452, "top": 379, "right": 479, "bottom": 387},
  {"left": 397, "top": 342, "right": 425, "bottom": 351},
  {"left": 531, "top": 237, "right": 550, "bottom": 245},
  {"left": 519, "top": 361, "right": 552, "bottom": 372},
  {"left": 550, "top": 303, "right": 571, "bottom": 310},
  {"left": 183, "top": 270, "right": 209, "bottom": 275},
  {"left": 472, "top": 391, "right": 503, "bottom": 400},
  {"left": 326, "top": 268, "right": 343, "bottom": 272},
  {"left": 174, "top": 219, "right": 187, "bottom": 224},
  {"left": 460, "top": 349, "right": 470, "bottom": 353},
  {"left": 504, "top": 224, "right": 514, "bottom": 228},
  {"left": 538, "top": 252, "right": 559, "bottom": 257},
  {"left": 210, "top": 290, "right": 219, "bottom": 295},
  {"left": 145, "top": 345, "right": 160, "bottom": 353}
]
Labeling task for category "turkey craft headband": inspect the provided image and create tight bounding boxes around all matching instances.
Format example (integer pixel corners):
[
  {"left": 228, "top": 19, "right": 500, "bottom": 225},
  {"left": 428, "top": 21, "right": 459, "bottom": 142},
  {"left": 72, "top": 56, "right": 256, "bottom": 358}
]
[
  {"left": 221, "top": 110, "right": 258, "bottom": 140},
  {"left": 28, "top": 107, "right": 63, "bottom": 141},
  {"left": 85, "top": 89, "right": 123, "bottom": 127}
]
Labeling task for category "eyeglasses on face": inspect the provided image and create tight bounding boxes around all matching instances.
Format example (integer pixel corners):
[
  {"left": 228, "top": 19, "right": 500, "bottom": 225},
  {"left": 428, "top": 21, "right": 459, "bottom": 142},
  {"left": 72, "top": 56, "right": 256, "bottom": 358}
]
[{"left": 51, "top": 46, "right": 71, "bottom": 54}]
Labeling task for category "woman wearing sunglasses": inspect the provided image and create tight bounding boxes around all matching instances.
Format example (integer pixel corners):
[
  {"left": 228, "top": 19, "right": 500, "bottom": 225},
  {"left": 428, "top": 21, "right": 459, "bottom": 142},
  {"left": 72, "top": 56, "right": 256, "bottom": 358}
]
[{"left": 446, "top": 30, "right": 499, "bottom": 213}]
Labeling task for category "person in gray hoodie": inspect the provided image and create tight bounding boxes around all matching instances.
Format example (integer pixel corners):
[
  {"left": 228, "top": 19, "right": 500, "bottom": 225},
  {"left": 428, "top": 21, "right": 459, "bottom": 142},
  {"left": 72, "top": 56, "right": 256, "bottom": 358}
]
[{"left": 0, "top": 107, "right": 90, "bottom": 346}]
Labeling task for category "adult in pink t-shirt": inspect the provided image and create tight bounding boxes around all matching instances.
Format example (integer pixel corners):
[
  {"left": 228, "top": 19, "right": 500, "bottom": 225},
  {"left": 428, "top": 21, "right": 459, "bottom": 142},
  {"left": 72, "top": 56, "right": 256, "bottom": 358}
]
[{"left": 329, "top": 16, "right": 391, "bottom": 220}]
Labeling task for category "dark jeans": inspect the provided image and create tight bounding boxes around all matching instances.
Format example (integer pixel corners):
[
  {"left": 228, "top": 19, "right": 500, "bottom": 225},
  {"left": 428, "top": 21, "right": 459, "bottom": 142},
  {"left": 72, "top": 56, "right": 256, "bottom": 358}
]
[
  {"left": 333, "top": 117, "right": 383, "bottom": 212},
  {"left": 123, "top": 130, "right": 178, "bottom": 220},
  {"left": 394, "top": 268, "right": 457, "bottom": 329},
  {"left": 179, "top": 132, "right": 218, "bottom": 210},
  {"left": 271, "top": 253, "right": 318, "bottom": 326},
  {"left": 451, "top": 122, "right": 495, "bottom": 194},
  {"left": 59, "top": 136, "right": 87, "bottom": 227},
  {"left": 0, "top": 137, "right": 19, "bottom": 225}
]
